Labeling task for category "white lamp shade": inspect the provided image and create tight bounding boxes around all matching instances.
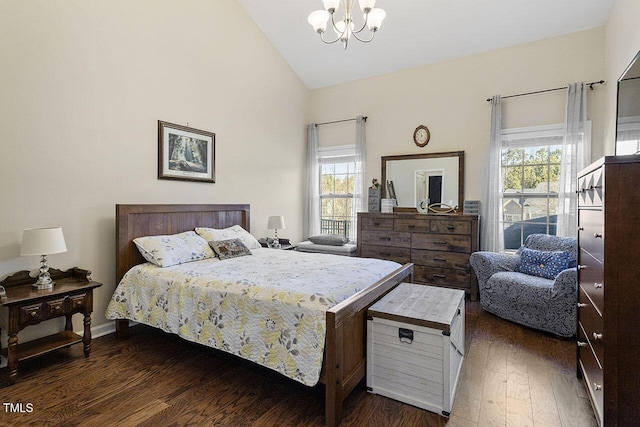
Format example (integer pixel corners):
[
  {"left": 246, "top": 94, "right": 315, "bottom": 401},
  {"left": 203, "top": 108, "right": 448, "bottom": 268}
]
[
  {"left": 359, "top": 0, "right": 375, "bottom": 12},
  {"left": 308, "top": 10, "right": 330, "bottom": 33},
  {"left": 367, "top": 8, "right": 386, "bottom": 31},
  {"left": 21, "top": 227, "right": 67, "bottom": 256},
  {"left": 267, "top": 216, "right": 285, "bottom": 230},
  {"left": 322, "top": 0, "right": 340, "bottom": 13}
]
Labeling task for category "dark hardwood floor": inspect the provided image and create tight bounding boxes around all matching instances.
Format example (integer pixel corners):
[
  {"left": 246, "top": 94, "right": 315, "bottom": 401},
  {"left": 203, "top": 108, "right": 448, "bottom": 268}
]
[{"left": 1, "top": 301, "right": 596, "bottom": 427}]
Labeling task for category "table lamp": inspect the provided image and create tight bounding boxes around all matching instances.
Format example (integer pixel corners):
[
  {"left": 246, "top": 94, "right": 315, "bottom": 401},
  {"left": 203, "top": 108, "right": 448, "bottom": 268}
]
[
  {"left": 267, "top": 216, "right": 285, "bottom": 248},
  {"left": 21, "top": 227, "right": 67, "bottom": 289}
]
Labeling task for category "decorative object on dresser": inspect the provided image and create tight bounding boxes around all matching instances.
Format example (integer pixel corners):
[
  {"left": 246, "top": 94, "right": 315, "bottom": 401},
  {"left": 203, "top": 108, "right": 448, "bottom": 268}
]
[
  {"left": 267, "top": 216, "right": 285, "bottom": 249},
  {"left": 0, "top": 267, "right": 102, "bottom": 385},
  {"left": 357, "top": 212, "right": 480, "bottom": 300},
  {"left": 469, "top": 234, "right": 577, "bottom": 338},
  {"left": 20, "top": 227, "right": 67, "bottom": 290},
  {"left": 158, "top": 120, "right": 215, "bottom": 183},
  {"left": 576, "top": 156, "right": 640, "bottom": 426},
  {"left": 367, "top": 283, "right": 464, "bottom": 417},
  {"left": 368, "top": 179, "right": 381, "bottom": 212},
  {"left": 463, "top": 200, "right": 480, "bottom": 215}
]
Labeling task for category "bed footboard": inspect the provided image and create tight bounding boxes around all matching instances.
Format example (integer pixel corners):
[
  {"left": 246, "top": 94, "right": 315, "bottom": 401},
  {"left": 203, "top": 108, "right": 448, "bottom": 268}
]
[{"left": 323, "top": 262, "right": 413, "bottom": 426}]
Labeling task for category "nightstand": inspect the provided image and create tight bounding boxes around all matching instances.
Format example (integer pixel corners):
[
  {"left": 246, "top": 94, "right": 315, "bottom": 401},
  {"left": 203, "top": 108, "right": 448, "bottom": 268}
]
[{"left": 0, "top": 267, "right": 102, "bottom": 385}]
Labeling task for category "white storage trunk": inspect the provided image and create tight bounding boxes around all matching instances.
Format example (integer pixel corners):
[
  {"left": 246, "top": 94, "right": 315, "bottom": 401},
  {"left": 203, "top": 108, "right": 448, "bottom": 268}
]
[{"left": 366, "top": 283, "right": 465, "bottom": 417}]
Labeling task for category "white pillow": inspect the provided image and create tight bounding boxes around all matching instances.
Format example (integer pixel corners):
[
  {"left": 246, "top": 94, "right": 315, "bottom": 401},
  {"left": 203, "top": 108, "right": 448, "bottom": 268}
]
[
  {"left": 133, "top": 231, "right": 215, "bottom": 267},
  {"left": 195, "top": 225, "right": 262, "bottom": 250}
]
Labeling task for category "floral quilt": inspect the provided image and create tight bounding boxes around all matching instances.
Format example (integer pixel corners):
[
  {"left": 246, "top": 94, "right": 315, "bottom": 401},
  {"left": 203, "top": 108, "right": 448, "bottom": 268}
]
[{"left": 105, "top": 248, "right": 400, "bottom": 386}]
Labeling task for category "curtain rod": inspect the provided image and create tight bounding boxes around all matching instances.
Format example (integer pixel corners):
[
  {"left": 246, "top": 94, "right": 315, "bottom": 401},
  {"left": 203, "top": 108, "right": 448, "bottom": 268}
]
[
  {"left": 315, "top": 116, "right": 368, "bottom": 126},
  {"left": 486, "top": 80, "right": 605, "bottom": 102}
]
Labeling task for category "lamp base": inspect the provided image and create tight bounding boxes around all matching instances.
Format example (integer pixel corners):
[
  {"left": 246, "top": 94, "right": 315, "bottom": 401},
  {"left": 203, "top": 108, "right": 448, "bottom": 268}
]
[{"left": 33, "top": 276, "right": 55, "bottom": 290}]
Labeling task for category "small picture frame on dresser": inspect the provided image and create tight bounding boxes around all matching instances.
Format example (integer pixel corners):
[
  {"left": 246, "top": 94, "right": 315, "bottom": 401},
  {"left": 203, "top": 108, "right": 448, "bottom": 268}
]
[{"left": 368, "top": 188, "right": 381, "bottom": 212}]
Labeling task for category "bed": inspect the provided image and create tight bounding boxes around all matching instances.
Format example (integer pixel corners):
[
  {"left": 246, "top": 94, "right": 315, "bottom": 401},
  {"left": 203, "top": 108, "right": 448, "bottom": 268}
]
[{"left": 108, "top": 204, "right": 413, "bottom": 426}]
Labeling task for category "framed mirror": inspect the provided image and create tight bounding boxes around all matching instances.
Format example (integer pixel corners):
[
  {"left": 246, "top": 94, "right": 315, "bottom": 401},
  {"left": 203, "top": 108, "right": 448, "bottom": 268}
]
[
  {"left": 616, "top": 50, "right": 640, "bottom": 155},
  {"left": 381, "top": 151, "right": 464, "bottom": 209}
]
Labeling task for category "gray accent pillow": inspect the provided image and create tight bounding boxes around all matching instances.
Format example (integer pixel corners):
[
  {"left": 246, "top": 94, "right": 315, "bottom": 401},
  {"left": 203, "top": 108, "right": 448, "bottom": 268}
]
[
  {"left": 308, "top": 234, "right": 348, "bottom": 246},
  {"left": 209, "top": 238, "right": 252, "bottom": 260}
]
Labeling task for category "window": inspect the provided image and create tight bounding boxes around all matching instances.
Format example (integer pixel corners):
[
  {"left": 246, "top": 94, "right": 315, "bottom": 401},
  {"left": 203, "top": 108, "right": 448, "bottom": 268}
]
[
  {"left": 318, "top": 145, "right": 359, "bottom": 240},
  {"left": 501, "top": 125, "right": 563, "bottom": 250}
]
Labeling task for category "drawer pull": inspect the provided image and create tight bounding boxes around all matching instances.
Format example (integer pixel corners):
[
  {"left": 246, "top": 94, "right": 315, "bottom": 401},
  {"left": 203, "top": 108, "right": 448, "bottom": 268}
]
[
  {"left": 432, "top": 274, "right": 446, "bottom": 279},
  {"left": 593, "top": 383, "right": 602, "bottom": 391},
  {"left": 407, "top": 224, "right": 415, "bottom": 228},
  {"left": 30, "top": 311, "right": 38, "bottom": 317},
  {"left": 433, "top": 241, "right": 447, "bottom": 245},
  {"left": 446, "top": 225, "right": 455, "bottom": 230},
  {"left": 433, "top": 257, "right": 446, "bottom": 262},
  {"left": 380, "top": 252, "right": 391, "bottom": 257},
  {"left": 577, "top": 341, "right": 588, "bottom": 347},
  {"left": 578, "top": 227, "right": 584, "bottom": 231},
  {"left": 593, "top": 232, "right": 602, "bottom": 238},
  {"left": 52, "top": 305, "right": 61, "bottom": 311},
  {"left": 373, "top": 222, "right": 381, "bottom": 226},
  {"left": 594, "top": 282, "right": 603, "bottom": 289},
  {"left": 577, "top": 265, "right": 587, "bottom": 270},
  {"left": 577, "top": 303, "right": 588, "bottom": 308},
  {"left": 593, "top": 332, "right": 603, "bottom": 341},
  {"left": 379, "top": 237, "right": 391, "bottom": 241}
]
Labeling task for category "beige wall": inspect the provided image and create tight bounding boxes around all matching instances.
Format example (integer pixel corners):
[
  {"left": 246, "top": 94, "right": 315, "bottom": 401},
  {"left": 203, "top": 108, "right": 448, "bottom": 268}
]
[
  {"left": 604, "top": 0, "right": 640, "bottom": 154},
  {"left": 309, "top": 28, "right": 606, "bottom": 204},
  {"left": 0, "top": 0, "right": 308, "bottom": 341}
]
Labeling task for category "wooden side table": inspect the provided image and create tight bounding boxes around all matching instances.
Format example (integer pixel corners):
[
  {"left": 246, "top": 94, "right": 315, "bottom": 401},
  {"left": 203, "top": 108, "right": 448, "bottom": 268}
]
[{"left": 0, "top": 267, "right": 102, "bottom": 385}]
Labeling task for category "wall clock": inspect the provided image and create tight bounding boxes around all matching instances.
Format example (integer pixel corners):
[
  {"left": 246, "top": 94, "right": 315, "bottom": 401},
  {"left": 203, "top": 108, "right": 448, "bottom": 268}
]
[{"left": 413, "top": 125, "right": 430, "bottom": 147}]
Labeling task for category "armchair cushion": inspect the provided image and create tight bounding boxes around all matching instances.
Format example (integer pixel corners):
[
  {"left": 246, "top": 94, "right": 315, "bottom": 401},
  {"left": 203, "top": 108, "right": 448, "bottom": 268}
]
[{"left": 519, "top": 248, "right": 571, "bottom": 279}]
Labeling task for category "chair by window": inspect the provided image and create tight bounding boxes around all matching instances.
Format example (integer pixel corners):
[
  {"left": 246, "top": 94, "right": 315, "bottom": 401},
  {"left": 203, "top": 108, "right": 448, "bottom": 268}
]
[{"left": 469, "top": 234, "right": 577, "bottom": 337}]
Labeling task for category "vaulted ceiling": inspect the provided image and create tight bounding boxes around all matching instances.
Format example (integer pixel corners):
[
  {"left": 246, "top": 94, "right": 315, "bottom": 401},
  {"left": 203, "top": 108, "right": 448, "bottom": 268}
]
[{"left": 239, "top": 0, "right": 614, "bottom": 89}]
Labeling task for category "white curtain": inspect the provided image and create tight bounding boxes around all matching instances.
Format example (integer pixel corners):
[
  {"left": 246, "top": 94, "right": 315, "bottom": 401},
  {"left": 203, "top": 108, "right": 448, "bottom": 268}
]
[
  {"left": 482, "top": 95, "right": 504, "bottom": 251},
  {"left": 304, "top": 123, "right": 320, "bottom": 238},
  {"left": 557, "top": 83, "right": 591, "bottom": 237},
  {"left": 351, "top": 116, "right": 367, "bottom": 241}
]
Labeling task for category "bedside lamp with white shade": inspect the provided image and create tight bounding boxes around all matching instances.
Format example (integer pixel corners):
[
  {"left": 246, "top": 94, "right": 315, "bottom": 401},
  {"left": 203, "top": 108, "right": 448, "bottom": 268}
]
[
  {"left": 267, "top": 216, "right": 285, "bottom": 249},
  {"left": 21, "top": 227, "right": 67, "bottom": 289}
]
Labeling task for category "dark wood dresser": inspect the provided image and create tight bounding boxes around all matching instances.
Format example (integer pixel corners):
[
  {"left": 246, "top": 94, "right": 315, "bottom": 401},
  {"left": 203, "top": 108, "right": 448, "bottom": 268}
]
[
  {"left": 577, "top": 156, "right": 640, "bottom": 426},
  {"left": 357, "top": 212, "right": 479, "bottom": 300}
]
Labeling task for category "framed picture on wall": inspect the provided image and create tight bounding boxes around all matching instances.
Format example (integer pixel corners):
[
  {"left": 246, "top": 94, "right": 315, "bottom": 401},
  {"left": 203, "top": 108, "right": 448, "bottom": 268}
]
[{"left": 158, "top": 120, "right": 215, "bottom": 183}]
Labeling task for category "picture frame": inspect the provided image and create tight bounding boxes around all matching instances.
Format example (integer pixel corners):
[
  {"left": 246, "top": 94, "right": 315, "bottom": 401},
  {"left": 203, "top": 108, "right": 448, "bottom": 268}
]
[{"left": 158, "top": 120, "right": 215, "bottom": 183}]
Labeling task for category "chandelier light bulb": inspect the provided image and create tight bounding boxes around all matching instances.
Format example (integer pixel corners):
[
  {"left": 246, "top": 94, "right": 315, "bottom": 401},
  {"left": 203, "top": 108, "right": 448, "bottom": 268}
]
[
  {"left": 322, "top": 0, "right": 340, "bottom": 14},
  {"left": 358, "top": 0, "right": 376, "bottom": 13},
  {"left": 333, "top": 20, "right": 355, "bottom": 41},
  {"left": 308, "top": 10, "right": 331, "bottom": 33},
  {"left": 366, "top": 8, "right": 386, "bottom": 31}
]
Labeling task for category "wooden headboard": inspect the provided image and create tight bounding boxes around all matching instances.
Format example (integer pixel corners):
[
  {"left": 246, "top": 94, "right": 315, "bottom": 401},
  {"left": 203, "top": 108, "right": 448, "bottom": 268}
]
[{"left": 115, "top": 204, "right": 250, "bottom": 283}]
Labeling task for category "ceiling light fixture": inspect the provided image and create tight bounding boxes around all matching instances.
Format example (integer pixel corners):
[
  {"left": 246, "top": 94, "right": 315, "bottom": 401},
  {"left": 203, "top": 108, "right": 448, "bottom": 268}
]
[{"left": 308, "top": 0, "right": 386, "bottom": 50}]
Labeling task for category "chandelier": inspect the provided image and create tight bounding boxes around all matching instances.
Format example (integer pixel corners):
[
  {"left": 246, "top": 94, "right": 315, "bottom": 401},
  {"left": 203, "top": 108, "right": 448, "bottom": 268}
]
[{"left": 307, "top": 0, "right": 386, "bottom": 49}]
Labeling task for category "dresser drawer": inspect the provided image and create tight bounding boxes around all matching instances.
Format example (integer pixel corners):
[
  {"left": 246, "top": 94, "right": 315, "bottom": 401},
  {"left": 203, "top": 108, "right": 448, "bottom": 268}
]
[
  {"left": 578, "top": 323, "right": 603, "bottom": 424},
  {"left": 394, "top": 218, "right": 430, "bottom": 233},
  {"left": 578, "top": 287, "right": 603, "bottom": 365},
  {"left": 430, "top": 220, "right": 471, "bottom": 235},
  {"left": 412, "top": 233, "right": 471, "bottom": 253},
  {"left": 578, "top": 249, "right": 604, "bottom": 314},
  {"left": 577, "top": 167, "right": 604, "bottom": 207},
  {"left": 360, "top": 245, "right": 410, "bottom": 264},
  {"left": 414, "top": 266, "right": 470, "bottom": 289},
  {"left": 411, "top": 249, "right": 470, "bottom": 270},
  {"left": 361, "top": 217, "right": 394, "bottom": 231},
  {"left": 578, "top": 209, "right": 604, "bottom": 262},
  {"left": 69, "top": 293, "right": 87, "bottom": 310},
  {"left": 20, "top": 303, "right": 44, "bottom": 326},
  {"left": 46, "top": 298, "right": 66, "bottom": 317},
  {"left": 361, "top": 230, "right": 411, "bottom": 248}
]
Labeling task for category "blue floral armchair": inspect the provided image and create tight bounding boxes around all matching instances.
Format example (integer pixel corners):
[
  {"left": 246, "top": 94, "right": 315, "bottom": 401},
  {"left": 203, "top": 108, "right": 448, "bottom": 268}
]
[{"left": 469, "top": 234, "right": 577, "bottom": 337}]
